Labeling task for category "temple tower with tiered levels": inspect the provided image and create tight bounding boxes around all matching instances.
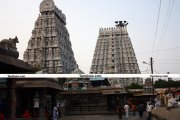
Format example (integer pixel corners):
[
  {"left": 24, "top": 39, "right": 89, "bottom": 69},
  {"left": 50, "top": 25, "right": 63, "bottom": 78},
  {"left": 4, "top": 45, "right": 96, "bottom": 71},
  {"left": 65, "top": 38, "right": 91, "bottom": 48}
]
[
  {"left": 23, "top": 0, "right": 77, "bottom": 73},
  {"left": 90, "top": 21, "right": 142, "bottom": 86}
]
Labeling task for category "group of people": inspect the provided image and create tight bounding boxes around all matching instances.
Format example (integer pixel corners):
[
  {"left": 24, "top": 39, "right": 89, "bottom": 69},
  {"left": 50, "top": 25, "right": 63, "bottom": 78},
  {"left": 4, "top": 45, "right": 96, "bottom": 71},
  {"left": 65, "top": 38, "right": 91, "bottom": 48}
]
[
  {"left": 123, "top": 103, "right": 147, "bottom": 119},
  {"left": 116, "top": 100, "right": 154, "bottom": 120},
  {"left": 166, "top": 94, "right": 179, "bottom": 111},
  {"left": 116, "top": 93, "right": 180, "bottom": 120},
  {"left": 21, "top": 105, "right": 61, "bottom": 120}
]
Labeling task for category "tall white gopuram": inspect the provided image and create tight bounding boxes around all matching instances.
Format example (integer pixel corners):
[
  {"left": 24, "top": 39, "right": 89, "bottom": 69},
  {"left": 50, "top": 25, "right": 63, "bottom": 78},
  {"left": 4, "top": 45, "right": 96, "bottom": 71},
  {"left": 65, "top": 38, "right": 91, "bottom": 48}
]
[
  {"left": 24, "top": 0, "right": 77, "bottom": 73},
  {"left": 90, "top": 21, "right": 142, "bottom": 86}
]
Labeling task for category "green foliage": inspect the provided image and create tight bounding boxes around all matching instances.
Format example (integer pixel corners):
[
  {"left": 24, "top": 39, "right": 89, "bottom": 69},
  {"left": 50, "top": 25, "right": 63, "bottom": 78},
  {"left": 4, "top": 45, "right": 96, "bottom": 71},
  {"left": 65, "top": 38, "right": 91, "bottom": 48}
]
[
  {"left": 31, "top": 64, "right": 41, "bottom": 73},
  {"left": 155, "top": 79, "right": 180, "bottom": 88},
  {"left": 126, "top": 83, "right": 143, "bottom": 89},
  {"left": 154, "top": 79, "right": 167, "bottom": 88}
]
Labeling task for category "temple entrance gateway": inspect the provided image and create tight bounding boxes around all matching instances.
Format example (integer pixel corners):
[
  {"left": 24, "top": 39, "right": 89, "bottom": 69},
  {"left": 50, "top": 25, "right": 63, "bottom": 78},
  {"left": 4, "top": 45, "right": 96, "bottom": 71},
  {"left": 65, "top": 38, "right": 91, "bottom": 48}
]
[{"left": 63, "top": 87, "right": 127, "bottom": 115}]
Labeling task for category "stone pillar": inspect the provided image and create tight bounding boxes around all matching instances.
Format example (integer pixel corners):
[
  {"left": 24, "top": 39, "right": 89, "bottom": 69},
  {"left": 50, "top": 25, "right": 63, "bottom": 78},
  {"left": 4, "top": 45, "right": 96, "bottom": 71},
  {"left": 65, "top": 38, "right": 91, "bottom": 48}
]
[
  {"left": 27, "top": 92, "right": 32, "bottom": 113},
  {"left": 39, "top": 89, "right": 46, "bottom": 120},
  {"left": 52, "top": 91, "right": 57, "bottom": 108},
  {"left": 64, "top": 95, "right": 70, "bottom": 114},
  {"left": 7, "top": 79, "right": 16, "bottom": 119}
]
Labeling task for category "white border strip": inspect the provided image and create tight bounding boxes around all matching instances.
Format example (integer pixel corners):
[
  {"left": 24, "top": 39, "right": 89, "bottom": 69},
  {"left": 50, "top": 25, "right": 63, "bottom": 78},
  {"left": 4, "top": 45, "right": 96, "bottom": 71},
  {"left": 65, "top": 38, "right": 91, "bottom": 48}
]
[{"left": 0, "top": 74, "right": 180, "bottom": 78}]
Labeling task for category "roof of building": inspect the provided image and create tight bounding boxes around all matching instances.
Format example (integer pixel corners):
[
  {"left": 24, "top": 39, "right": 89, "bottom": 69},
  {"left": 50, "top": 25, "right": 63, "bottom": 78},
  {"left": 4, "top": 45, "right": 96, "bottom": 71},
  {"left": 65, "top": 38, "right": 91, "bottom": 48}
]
[
  {"left": 0, "top": 53, "right": 33, "bottom": 73},
  {"left": 16, "top": 79, "right": 63, "bottom": 91}
]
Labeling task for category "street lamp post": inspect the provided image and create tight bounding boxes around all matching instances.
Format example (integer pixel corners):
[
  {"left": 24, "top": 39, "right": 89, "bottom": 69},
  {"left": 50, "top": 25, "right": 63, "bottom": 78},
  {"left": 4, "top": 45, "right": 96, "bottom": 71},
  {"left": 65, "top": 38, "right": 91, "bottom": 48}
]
[
  {"left": 167, "top": 72, "right": 170, "bottom": 93},
  {"left": 150, "top": 57, "right": 154, "bottom": 97},
  {"left": 143, "top": 57, "right": 154, "bottom": 96}
]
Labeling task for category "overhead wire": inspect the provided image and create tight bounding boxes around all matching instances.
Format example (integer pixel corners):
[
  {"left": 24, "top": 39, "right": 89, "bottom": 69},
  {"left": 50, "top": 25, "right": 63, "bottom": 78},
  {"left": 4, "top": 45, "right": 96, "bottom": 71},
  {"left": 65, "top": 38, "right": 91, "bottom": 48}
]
[
  {"left": 141, "top": 68, "right": 160, "bottom": 74},
  {"left": 151, "top": 0, "right": 162, "bottom": 57},
  {"left": 155, "top": 0, "right": 175, "bottom": 59},
  {"left": 141, "top": 67, "right": 149, "bottom": 73},
  {"left": 155, "top": 0, "right": 172, "bottom": 54},
  {"left": 155, "top": 62, "right": 180, "bottom": 64},
  {"left": 137, "top": 46, "right": 180, "bottom": 55},
  {"left": 155, "top": 58, "right": 180, "bottom": 61},
  {"left": 156, "top": 46, "right": 180, "bottom": 52},
  {"left": 155, "top": 58, "right": 180, "bottom": 64}
]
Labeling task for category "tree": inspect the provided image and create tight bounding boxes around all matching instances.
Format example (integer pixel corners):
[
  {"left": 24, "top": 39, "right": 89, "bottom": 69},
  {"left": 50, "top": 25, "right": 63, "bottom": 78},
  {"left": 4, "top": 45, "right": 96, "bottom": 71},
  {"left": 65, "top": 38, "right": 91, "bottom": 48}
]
[
  {"left": 155, "top": 79, "right": 180, "bottom": 88},
  {"left": 154, "top": 79, "right": 167, "bottom": 88},
  {"left": 126, "top": 83, "right": 143, "bottom": 89}
]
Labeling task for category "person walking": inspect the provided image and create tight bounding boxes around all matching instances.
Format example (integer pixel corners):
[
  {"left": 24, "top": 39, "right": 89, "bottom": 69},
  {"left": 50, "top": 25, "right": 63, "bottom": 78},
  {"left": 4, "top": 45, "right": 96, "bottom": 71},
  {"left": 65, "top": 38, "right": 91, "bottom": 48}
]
[
  {"left": 154, "top": 97, "right": 161, "bottom": 109},
  {"left": 137, "top": 103, "right": 144, "bottom": 120},
  {"left": 124, "top": 103, "right": 130, "bottom": 119},
  {"left": 58, "top": 104, "right": 61, "bottom": 119},
  {"left": 146, "top": 102, "right": 153, "bottom": 120},
  {"left": 131, "top": 104, "right": 136, "bottom": 116},
  {"left": 52, "top": 106, "right": 58, "bottom": 120},
  {"left": 167, "top": 95, "right": 176, "bottom": 111}
]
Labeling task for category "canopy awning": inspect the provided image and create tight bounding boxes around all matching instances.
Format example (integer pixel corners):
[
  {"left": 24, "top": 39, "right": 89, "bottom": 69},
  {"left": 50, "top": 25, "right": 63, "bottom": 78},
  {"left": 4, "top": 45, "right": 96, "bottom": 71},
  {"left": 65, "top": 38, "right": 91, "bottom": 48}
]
[{"left": 90, "top": 77, "right": 105, "bottom": 81}]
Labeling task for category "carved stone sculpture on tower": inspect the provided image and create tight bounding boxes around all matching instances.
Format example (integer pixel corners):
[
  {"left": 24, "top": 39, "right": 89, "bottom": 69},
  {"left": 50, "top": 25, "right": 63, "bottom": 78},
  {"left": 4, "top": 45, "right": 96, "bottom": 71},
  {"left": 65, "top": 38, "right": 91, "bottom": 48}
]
[{"left": 0, "top": 36, "right": 19, "bottom": 58}]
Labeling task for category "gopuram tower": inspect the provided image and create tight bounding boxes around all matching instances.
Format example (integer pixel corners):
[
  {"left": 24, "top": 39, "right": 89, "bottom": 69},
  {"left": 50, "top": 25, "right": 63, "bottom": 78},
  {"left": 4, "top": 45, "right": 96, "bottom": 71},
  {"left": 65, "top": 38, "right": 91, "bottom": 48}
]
[
  {"left": 90, "top": 21, "right": 142, "bottom": 86},
  {"left": 23, "top": 0, "right": 77, "bottom": 73}
]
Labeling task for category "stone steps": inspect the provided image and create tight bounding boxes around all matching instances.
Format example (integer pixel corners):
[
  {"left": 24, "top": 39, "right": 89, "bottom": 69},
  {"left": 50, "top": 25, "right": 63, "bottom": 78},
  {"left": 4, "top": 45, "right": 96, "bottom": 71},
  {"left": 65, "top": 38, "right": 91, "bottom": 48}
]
[
  {"left": 66, "top": 110, "right": 115, "bottom": 115},
  {"left": 67, "top": 104, "right": 114, "bottom": 115}
]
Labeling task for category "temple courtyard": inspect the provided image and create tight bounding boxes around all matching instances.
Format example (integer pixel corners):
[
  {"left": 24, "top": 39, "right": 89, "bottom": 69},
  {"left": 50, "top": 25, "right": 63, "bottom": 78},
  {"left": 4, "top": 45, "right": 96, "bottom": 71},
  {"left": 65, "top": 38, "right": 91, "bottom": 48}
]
[{"left": 60, "top": 112, "right": 147, "bottom": 120}]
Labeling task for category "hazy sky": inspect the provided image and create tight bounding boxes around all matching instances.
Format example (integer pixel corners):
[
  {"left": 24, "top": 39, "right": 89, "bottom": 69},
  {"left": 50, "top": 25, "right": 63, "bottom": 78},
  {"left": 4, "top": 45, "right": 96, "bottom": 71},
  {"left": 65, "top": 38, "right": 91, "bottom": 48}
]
[{"left": 0, "top": 0, "right": 180, "bottom": 74}]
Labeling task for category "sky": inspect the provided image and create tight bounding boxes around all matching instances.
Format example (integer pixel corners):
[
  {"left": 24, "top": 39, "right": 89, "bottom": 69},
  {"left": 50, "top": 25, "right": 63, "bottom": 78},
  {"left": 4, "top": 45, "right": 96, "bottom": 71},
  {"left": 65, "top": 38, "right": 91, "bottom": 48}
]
[{"left": 0, "top": 0, "right": 180, "bottom": 74}]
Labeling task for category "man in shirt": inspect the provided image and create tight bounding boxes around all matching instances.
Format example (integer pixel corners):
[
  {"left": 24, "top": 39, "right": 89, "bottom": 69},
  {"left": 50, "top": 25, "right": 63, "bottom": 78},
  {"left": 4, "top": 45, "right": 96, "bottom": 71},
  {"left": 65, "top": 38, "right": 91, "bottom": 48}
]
[
  {"left": 124, "top": 103, "right": 130, "bottom": 119},
  {"left": 146, "top": 102, "right": 153, "bottom": 120}
]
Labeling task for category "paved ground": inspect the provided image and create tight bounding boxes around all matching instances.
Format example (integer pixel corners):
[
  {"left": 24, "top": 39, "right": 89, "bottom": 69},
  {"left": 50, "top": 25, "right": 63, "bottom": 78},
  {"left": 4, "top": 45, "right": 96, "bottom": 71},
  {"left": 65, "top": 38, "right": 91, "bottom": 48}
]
[
  {"left": 152, "top": 107, "right": 180, "bottom": 120},
  {"left": 60, "top": 112, "right": 147, "bottom": 120}
]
